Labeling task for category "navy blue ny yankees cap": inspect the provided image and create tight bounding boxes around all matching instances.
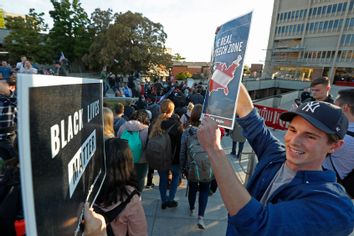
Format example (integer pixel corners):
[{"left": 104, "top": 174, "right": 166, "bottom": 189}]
[{"left": 280, "top": 101, "right": 348, "bottom": 139}]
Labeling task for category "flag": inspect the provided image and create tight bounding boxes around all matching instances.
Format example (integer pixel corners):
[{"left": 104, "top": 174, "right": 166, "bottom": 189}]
[{"left": 59, "top": 51, "right": 66, "bottom": 62}]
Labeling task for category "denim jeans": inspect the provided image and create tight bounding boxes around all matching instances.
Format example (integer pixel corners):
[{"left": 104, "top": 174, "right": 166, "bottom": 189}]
[
  {"left": 231, "top": 141, "right": 245, "bottom": 156},
  {"left": 158, "top": 165, "right": 181, "bottom": 203},
  {"left": 188, "top": 181, "right": 211, "bottom": 217}
]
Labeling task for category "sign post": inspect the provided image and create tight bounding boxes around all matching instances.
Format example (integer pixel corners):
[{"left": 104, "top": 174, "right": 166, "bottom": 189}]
[{"left": 18, "top": 74, "right": 106, "bottom": 235}]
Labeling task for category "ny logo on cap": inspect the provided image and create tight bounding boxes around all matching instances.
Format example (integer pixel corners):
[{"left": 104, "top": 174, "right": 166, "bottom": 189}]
[{"left": 302, "top": 101, "right": 320, "bottom": 113}]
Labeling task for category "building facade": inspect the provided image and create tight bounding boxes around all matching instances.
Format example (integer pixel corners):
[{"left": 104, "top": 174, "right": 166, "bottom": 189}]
[
  {"left": 171, "top": 61, "right": 210, "bottom": 79},
  {"left": 263, "top": 0, "right": 354, "bottom": 84}
]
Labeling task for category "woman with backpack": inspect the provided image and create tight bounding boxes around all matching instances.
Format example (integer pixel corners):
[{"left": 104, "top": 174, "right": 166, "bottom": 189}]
[
  {"left": 94, "top": 138, "right": 147, "bottom": 236},
  {"left": 179, "top": 104, "right": 211, "bottom": 230},
  {"left": 148, "top": 99, "right": 183, "bottom": 209},
  {"left": 117, "top": 110, "right": 150, "bottom": 192}
]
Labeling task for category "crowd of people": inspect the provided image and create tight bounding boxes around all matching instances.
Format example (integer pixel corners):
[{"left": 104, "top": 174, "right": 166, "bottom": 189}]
[
  {"left": 94, "top": 75, "right": 354, "bottom": 235},
  {"left": 0, "top": 55, "right": 69, "bottom": 80},
  {"left": 0, "top": 62, "right": 353, "bottom": 236}
]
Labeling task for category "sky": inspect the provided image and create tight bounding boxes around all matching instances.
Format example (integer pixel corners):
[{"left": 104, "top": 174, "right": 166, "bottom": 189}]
[{"left": 0, "top": 0, "right": 274, "bottom": 65}]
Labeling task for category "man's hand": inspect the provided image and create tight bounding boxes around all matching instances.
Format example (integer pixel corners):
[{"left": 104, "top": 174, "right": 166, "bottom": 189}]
[
  {"left": 197, "top": 116, "right": 223, "bottom": 152},
  {"left": 84, "top": 203, "right": 107, "bottom": 236}
]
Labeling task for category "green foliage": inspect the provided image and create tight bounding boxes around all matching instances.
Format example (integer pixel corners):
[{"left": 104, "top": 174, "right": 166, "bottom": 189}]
[
  {"left": 243, "top": 64, "right": 251, "bottom": 75},
  {"left": 3, "top": 2, "right": 172, "bottom": 73},
  {"left": 175, "top": 71, "right": 192, "bottom": 80},
  {"left": 4, "top": 8, "right": 53, "bottom": 64},
  {"left": 83, "top": 11, "right": 172, "bottom": 74},
  {"left": 49, "top": 0, "right": 92, "bottom": 63},
  {"left": 89, "top": 8, "right": 114, "bottom": 36},
  {"left": 172, "top": 53, "right": 185, "bottom": 62}
]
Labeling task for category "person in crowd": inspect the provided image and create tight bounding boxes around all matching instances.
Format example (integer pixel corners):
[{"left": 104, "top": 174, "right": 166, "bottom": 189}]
[
  {"left": 0, "top": 61, "right": 11, "bottom": 80},
  {"left": 0, "top": 77, "right": 17, "bottom": 161},
  {"left": 19, "top": 60, "right": 38, "bottom": 74},
  {"left": 197, "top": 83, "right": 354, "bottom": 235},
  {"left": 117, "top": 110, "right": 150, "bottom": 192},
  {"left": 124, "top": 103, "right": 136, "bottom": 121},
  {"left": 323, "top": 89, "right": 354, "bottom": 198},
  {"left": 145, "top": 98, "right": 161, "bottom": 189},
  {"left": 103, "top": 107, "right": 115, "bottom": 140},
  {"left": 149, "top": 99, "right": 183, "bottom": 209},
  {"left": 304, "top": 76, "right": 334, "bottom": 103},
  {"left": 15, "top": 56, "right": 26, "bottom": 72},
  {"left": 135, "top": 95, "right": 147, "bottom": 110},
  {"left": 180, "top": 102, "right": 194, "bottom": 128},
  {"left": 229, "top": 120, "right": 245, "bottom": 159},
  {"left": 54, "top": 61, "right": 68, "bottom": 76},
  {"left": 94, "top": 138, "right": 147, "bottom": 236},
  {"left": 189, "top": 86, "right": 204, "bottom": 105},
  {"left": 113, "top": 103, "right": 126, "bottom": 136},
  {"left": 123, "top": 82, "right": 133, "bottom": 98},
  {"left": 146, "top": 97, "right": 160, "bottom": 122},
  {"left": 180, "top": 104, "right": 211, "bottom": 230}
]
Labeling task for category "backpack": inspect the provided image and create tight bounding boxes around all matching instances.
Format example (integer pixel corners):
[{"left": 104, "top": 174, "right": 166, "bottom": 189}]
[
  {"left": 186, "top": 127, "right": 213, "bottom": 182},
  {"left": 145, "top": 124, "right": 175, "bottom": 171},
  {"left": 120, "top": 130, "right": 142, "bottom": 163},
  {"left": 93, "top": 189, "right": 139, "bottom": 236}
]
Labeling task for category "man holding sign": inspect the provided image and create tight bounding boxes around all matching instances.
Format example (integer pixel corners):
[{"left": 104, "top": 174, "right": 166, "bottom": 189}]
[{"left": 197, "top": 83, "right": 354, "bottom": 235}]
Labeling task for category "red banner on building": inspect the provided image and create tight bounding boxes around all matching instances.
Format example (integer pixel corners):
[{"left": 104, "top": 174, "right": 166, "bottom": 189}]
[{"left": 254, "top": 105, "right": 288, "bottom": 130}]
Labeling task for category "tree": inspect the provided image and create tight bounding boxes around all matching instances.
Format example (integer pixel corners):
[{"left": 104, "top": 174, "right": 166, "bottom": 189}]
[
  {"left": 175, "top": 71, "right": 192, "bottom": 80},
  {"left": 89, "top": 8, "right": 114, "bottom": 36},
  {"left": 243, "top": 64, "right": 251, "bottom": 75},
  {"left": 4, "top": 9, "right": 53, "bottom": 64},
  {"left": 83, "top": 11, "right": 172, "bottom": 74},
  {"left": 49, "top": 0, "right": 92, "bottom": 63},
  {"left": 172, "top": 53, "right": 185, "bottom": 62}
]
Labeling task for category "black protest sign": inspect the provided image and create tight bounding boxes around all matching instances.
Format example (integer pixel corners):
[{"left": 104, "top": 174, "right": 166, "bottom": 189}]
[{"left": 18, "top": 75, "right": 105, "bottom": 236}]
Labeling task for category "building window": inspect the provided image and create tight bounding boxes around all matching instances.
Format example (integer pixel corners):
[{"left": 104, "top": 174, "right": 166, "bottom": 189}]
[
  {"left": 343, "top": 2, "right": 347, "bottom": 11},
  {"left": 321, "top": 51, "right": 326, "bottom": 59},
  {"left": 310, "top": 22, "right": 315, "bottom": 32},
  {"left": 327, "top": 4, "right": 332, "bottom": 14},
  {"left": 332, "top": 4, "right": 337, "bottom": 14},
  {"left": 317, "top": 6, "right": 322, "bottom": 15},
  {"left": 323, "top": 21, "right": 328, "bottom": 31},
  {"left": 322, "top": 5, "right": 327, "bottom": 15},
  {"left": 319, "top": 21, "right": 324, "bottom": 31},
  {"left": 291, "top": 11, "right": 295, "bottom": 20},
  {"left": 345, "top": 34, "right": 351, "bottom": 46},
  {"left": 285, "top": 12, "right": 289, "bottom": 21},
  {"left": 328, "top": 20, "right": 334, "bottom": 31},
  {"left": 337, "top": 3, "right": 343, "bottom": 12},
  {"left": 314, "top": 22, "right": 319, "bottom": 32},
  {"left": 313, "top": 7, "right": 318, "bottom": 16},
  {"left": 350, "top": 18, "right": 354, "bottom": 30},
  {"left": 350, "top": 1, "right": 354, "bottom": 11}
]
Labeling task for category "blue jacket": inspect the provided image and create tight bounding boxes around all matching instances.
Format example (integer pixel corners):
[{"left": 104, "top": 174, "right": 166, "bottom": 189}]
[{"left": 227, "top": 109, "right": 354, "bottom": 236}]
